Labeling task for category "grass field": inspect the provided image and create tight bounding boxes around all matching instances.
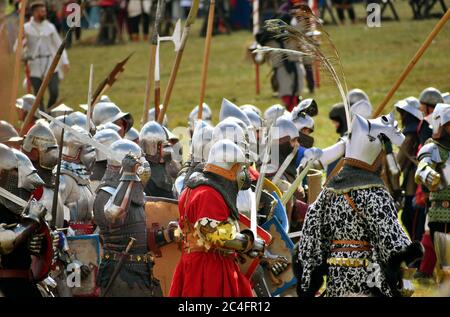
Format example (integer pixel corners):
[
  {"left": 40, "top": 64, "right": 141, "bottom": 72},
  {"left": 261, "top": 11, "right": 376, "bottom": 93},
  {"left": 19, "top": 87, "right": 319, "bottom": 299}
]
[{"left": 36, "top": 2, "right": 450, "bottom": 148}]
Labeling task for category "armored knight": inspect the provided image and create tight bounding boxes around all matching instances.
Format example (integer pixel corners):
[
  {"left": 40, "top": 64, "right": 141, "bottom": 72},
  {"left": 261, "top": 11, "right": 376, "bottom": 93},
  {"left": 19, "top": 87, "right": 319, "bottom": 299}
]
[
  {"left": 0, "top": 120, "right": 23, "bottom": 149},
  {"left": 294, "top": 113, "right": 423, "bottom": 297},
  {"left": 415, "top": 103, "right": 450, "bottom": 266},
  {"left": 21, "top": 122, "right": 64, "bottom": 228},
  {"left": 169, "top": 140, "right": 265, "bottom": 297},
  {"left": 90, "top": 128, "right": 122, "bottom": 193},
  {"left": 264, "top": 104, "right": 287, "bottom": 128},
  {"left": 148, "top": 106, "right": 169, "bottom": 127},
  {"left": 418, "top": 87, "right": 444, "bottom": 146},
  {"left": 15, "top": 94, "right": 39, "bottom": 135},
  {"left": 395, "top": 97, "right": 424, "bottom": 241},
  {"left": 58, "top": 125, "right": 96, "bottom": 235},
  {"left": 0, "top": 143, "right": 49, "bottom": 297},
  {"left": 188, "top": 103, "right": 212, "bottom": 136},
  {"left": 125, "top": 127, "right": 140, "bottom": 144},
  {"left": 92, "top": 102, "right": 134, "bottom": 137},
  {"left": 140, "top": 121, "right": 175, "bottom": 199},
  {"left": 94, "top": 140, "right": 173, "bottom": 297}
]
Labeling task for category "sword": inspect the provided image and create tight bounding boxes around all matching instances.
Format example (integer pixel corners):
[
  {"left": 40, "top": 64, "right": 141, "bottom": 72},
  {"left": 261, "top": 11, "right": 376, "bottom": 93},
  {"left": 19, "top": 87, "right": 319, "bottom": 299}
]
[
  {"left": 101, "top": 237, "right": 136, "bottom": 297},
  {"left": 271, "top": 145, "right": 299, "bottom": 186},
  {"left": 0, "top": 187, "right": 28, "bottom": 208},
  {"left": 38, "top": 111, "right": 123, "bottom": 163},
  {"left": 281, "top": 160, "right": 314, "bottom": 206}
]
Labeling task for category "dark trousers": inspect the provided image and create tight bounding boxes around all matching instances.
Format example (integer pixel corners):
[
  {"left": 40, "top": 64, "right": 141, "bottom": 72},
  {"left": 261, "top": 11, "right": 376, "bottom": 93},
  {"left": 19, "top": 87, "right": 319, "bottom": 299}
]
[
  {"left": 128, "top": 13, "right": 150, "bottom": 36},
  {"left": 333, "top": 0, "right": 356, "bottom": 22},
  {"left": 401, "top": 196, "right": 426, "bottom": 241},
  {"left": 30, "top": 73, "right": 59, "bottom": 111}
]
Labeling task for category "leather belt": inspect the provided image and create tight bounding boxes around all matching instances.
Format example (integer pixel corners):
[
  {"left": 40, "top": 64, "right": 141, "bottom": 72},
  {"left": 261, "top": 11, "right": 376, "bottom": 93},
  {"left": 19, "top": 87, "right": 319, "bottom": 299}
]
[
  {"left": 0, "top": 269, "right": 33, "bottom": 280},
  {"left": 431, "top": 200, "right": 450, "bottom": 208},
  {"left": 102, "top": 252, "right": 155, "bottom": 263},
  {"left": 327, "top": 257, "right": 369, "bottom": 268},
  {"left": 330, "top": 240, "right": 372, "bottom": 253}
]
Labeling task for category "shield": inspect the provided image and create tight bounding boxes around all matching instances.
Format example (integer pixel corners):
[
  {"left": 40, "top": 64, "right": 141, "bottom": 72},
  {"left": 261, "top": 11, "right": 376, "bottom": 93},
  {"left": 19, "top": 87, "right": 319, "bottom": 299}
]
[
  {"left": 269, "top": 192, "right": 289, "bottom": 233},
  {"left": 307, "top": 168, "right": 323, "bottom": 204},
  {"left": 261, "top": 217, "right": 297, "bottom": 297},
  {"left": 66, "top": 234, "right": 101, "bottom": 297},
  {"left": 238, "top": 213, "right": 272, "bottom": 280},
  {"left": 144, "top": 196, "right": 181, "bottom": 296}
]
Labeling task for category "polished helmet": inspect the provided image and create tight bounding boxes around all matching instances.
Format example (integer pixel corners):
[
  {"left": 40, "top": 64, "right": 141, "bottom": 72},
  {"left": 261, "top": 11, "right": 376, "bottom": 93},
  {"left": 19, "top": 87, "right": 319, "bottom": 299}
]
[
  {"left": 148, "top": 105, "right": 169, "bottom": 127},
  {"left": 394, "top": 97, "right": 423, "bottom": 121},
  {"left": 139, "top": 121, "right": 168, "bottom": 157},
  {"left": 50, "top": 104, "right": 74, "bottom": 117},
  {"left": 124, "top": 127, "right": 140, "bottom": 143},
  {"left": 264, "top": 104, "right": 286, "bottom": 127},
  {"left": 0, "top": 121, "right": 23, "bottom": 144},
  {"left": 108, "top": 139, "right": 143, "bottom": 167},
  {"left": 92, "top": 102, "right": 134, "bottom": 133},
  {"left": 430, "top": 103, "right": 450, "bottom": 138},
  {"left": 92, "top": 128, "right": 121, "bottom": 162},
  {"left": 419, "top": 87, "right": 444, "bottom": 107},
  {"left": 347, "top": 88, "right": 370, "bottom": 106},
  {"left": 22, "top": 122, "right": 59, "bottom": 170},
  {"left": 11, "top": 148, "right": 45, "bottom": 191}
]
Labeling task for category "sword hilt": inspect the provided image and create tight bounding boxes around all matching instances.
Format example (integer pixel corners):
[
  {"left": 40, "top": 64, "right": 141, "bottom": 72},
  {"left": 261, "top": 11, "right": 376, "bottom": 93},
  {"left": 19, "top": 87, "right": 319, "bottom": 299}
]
[{"left": 124, "top": 237, "right": 136, "bottom": 254}]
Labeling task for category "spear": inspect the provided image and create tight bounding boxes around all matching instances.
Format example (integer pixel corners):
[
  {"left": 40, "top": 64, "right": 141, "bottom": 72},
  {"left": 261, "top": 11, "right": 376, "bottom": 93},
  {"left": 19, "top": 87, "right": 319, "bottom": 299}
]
[
  {"left": 252, "top": 0, "right": 260, "bottom": 95},
  {"left": 20, "top": 27, "right": 74, "bottom": 136},
  {"left": 142, "top": 0, "right": 164, "bottom": 125},
  {"left": 198, "top": 0, "right": 215, "bottom": 120},
  {"left": 157, "top": 0, "right": 200, "bottom": 124},
  {"left": 90, "top": 52, "right": 134, "bottom": 107},
  {"left": 86, "top": 64, "right": 94, "bottom": 132},
  {"left": 373, "top": 8, "right": 450, "bottom": 117},
  {"left": 9, "top": 0, "right": 27, "bottom": 124}
]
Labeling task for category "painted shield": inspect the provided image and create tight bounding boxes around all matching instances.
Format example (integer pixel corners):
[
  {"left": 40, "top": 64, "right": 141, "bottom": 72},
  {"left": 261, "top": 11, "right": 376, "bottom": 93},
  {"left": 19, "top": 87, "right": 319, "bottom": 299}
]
[
  {"left": 270, "top": 192, "right": 289, "bottom": 233},
  {"left": 66, "top": 234, "right": 101, "bottom": 297},
  {"left": 261, "top": 217, "right": 297, "bottom": 297},
  {"left": 238, "top": 213, "right": 272, "bottom": 280},
  {"left": 144, "top": 196, "right": 181, "bottom": 296}
]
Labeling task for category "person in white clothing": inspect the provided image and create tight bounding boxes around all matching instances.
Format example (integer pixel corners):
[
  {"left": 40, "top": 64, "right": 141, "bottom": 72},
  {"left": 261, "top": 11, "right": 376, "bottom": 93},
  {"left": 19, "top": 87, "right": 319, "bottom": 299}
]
[
  {"left": 127, "top": 0, "right": 152, "bottom": 42},
  {"left": 22, "top": 1, "right": 70, "bottom": 111}
]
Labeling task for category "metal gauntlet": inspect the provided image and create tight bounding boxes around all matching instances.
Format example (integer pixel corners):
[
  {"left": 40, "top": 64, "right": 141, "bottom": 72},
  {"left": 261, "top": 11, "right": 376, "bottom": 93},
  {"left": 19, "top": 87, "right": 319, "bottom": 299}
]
[
  {"left": 0, "top": 219, "right": 39, "bottom": 255},
  {"left": 194, "top": 218, "right": 264, "bottom": 256},
  {"left": 415, "top": 159, "right": 440, "bottom": 189}
]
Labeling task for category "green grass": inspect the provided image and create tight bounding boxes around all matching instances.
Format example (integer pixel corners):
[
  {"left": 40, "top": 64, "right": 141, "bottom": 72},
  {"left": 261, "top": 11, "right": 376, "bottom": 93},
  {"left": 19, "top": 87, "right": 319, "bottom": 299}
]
[{"left": 33, "top": 2, "right": 450, "bottom": 148}]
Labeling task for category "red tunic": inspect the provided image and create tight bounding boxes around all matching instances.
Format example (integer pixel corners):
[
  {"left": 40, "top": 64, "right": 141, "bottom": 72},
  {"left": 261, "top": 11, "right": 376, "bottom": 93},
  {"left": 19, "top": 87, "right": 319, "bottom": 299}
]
[{"left": 168, "top": 185, "right": 254, "bottom": 297}]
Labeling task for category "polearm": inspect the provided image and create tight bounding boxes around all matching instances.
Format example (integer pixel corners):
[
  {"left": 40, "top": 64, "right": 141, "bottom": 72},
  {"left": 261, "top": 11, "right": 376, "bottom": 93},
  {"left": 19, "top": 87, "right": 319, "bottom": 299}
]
[
  {"left": 90, "top": 52, "right": 134, "bottom": 107},
  {"left": 9, "top": 0, "right": 27, "bottom": 124},
  {"left": 198, "top": 0, "right": 215, "bottom": 120},
  {"left": 253, "top": 0, "right": 260, "bottom": 95},
  {"left": 20, "top": 27, "right": 74, "bottom": 136},
  {"left": 372, "top": 8, "right": 450, "bottom": 117},
  {"left": 86, "top": 64, "right": 94, "bottom": 132},
  {"left": 142, "top": 0, "right": 164, "bottom": 125},
  {"left": 50, "top": 114, "right": 66, "bottom": 229},
  {"left": 157, "top": 0, "right": 200, "bottom": 124}
]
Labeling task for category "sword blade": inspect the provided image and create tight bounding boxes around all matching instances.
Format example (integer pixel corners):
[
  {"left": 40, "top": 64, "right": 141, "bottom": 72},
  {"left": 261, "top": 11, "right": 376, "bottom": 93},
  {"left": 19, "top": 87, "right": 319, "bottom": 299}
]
[{"left": 0, "top": 187, "right": 28, "bottom": 207}]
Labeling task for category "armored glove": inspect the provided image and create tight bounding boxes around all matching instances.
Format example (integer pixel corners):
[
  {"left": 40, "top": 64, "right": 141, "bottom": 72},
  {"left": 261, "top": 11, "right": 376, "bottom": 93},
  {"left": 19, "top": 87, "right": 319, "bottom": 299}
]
[
  {"left": 28, "top": 232, "right": 44, "bottom": 254},
  {"left": 137, "top": 157, "right": 151, "bottom": 184},
  {"left": 121, "top": 153, "right": 141, "bottom": 178},
  {"left": 24, "top": 199, "right": 47, "bottom": 224},
  {"left": 299, "top": 147, "right": 323, "bottom": 169},
  {"left": 261, "top": 251, "right": 289, "bottom": 276},
  {"left": 424, "top": 168, "right": 441, "bottom": 190}
]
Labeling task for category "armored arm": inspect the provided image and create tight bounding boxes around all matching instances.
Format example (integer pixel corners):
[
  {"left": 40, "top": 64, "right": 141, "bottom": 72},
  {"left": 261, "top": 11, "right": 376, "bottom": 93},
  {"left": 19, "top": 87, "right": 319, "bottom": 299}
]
[
  {"left": 415, "top": 143, "right": 441, "bottom": 190},
  {"left": 318, "top": 138, "right": 346, "bottom": 168},
  {"left": 0, "top": 200, "right": 47, "bottom": 255},
  {"left": 194, "top": 218, "right": 265, "bottom": 257}
]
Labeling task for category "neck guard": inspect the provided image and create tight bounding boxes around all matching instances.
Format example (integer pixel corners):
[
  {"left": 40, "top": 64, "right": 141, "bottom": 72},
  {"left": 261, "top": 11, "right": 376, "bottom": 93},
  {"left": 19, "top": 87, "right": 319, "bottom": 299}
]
[
  {"left": 326, "top": 163, "right": 386, "bottom": 194},
  {"left": 185, "top": 170, "right": 240, "bottom": 220}
]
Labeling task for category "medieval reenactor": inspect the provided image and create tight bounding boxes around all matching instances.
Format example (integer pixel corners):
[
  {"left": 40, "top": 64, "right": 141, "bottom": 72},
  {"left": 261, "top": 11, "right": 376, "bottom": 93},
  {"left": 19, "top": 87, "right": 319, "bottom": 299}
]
[
  {"left": 90, "top": 128, "right": 122, "bottom": 193},
  {"left": 0, "top": 120, "right": 23, "bottom": 150},
  {"left": 140, "top": 121, "right": 176, "bottom": 199},
  {"left": 169, "top": 139, "right": 265, "bottom": 297},
  {"left": 394, "top": 97, "right": 425, "bottom": 241},
  {"left": 294, "top": 113, "right": 423, "bottom": 297},
  {"left": 94, "top": 140, "right": 174, "bottom": 297},
  {"left": 188, "top": 104, "right": 213, "bottom": 137},
  {"left": 92, "top": 101, "right": 134, "bottom": 138},
  {"left": 15, "top": 94, "right": 39, "bottom": 135},
  {"left": 0, "top": 143, "right": 49, "bottom": 297},
  {"left": 414, "top": 88, "right": 445, "bottom": 279},
  {"left": 124, "top": 127, "right": 140, "bottom": 144},
  {"left": 415, "top": 103, "right": 450, "bottom": 279},
  {"left": 21, "top": 121, "right": 64, "bottom": 227},
  {"left": 58, "top": 125, "right": 96, "bottom": 235}
]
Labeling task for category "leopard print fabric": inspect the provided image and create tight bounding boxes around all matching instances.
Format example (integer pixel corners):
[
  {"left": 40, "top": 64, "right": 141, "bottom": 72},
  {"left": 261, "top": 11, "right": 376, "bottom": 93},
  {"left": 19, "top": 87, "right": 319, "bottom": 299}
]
[{"left": 296, "top": 187, "right": 411, "bottom": 297}]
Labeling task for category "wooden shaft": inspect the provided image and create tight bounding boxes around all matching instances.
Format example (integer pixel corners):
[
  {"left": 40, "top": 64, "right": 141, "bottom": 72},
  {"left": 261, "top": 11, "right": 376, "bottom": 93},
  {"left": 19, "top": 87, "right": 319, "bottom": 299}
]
[
  {"left": 373, "top": 9, "right": 450, "bottom": 117},
  {"left": 157, "top": 44, "right": 186, "bottom": 124},
  {"left": 198, "top": 0, "right": 215, "bottom": 120},
  {"left": 154, "top": 83, "right": 160, "bottom": 120},
  {"left": 142, "top": 44, "right": 157, "bottom": 126},
  {"left": 20, "top": 28, "right": 72, "bottom": 136},
  {"left": 255, "top": 63, "right": 260, "bottom": 95},
  {"left": 9, "top": 0, "right": 27, "bottom": 124}
]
